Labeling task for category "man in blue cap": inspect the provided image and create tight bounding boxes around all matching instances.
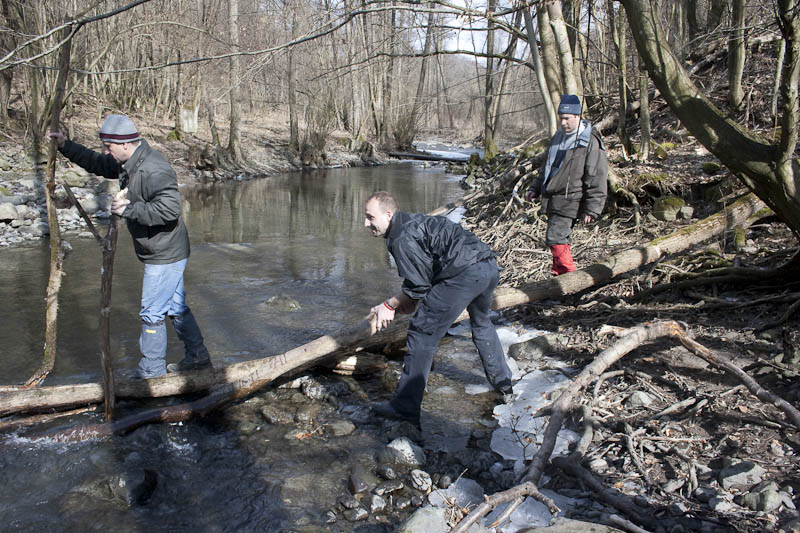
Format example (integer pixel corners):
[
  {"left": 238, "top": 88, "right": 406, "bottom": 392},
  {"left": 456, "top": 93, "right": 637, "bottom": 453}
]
[
  {"left": 527, "top": 94, "right": 608, "bottom": 275},
  {"left": 48, "top": 115, "right": 212, "bottom": 378}
]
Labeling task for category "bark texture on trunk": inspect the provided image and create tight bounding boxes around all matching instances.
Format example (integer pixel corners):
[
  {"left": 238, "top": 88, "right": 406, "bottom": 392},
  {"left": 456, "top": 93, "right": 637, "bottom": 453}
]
[{"left": 621, "top": 0, "right": 800, "bottom": 237}]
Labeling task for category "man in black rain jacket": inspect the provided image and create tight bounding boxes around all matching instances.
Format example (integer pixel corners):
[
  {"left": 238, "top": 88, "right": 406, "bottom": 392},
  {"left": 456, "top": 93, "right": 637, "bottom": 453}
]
[{"left": 364, "top": 191, "right": 514, "bottom": 425}]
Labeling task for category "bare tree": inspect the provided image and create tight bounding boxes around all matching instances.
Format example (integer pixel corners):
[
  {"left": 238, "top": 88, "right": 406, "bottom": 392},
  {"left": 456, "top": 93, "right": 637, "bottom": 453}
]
[
  {"left": 727, "top": 0, "right": 746, "bottom": 110},
  {"left": 608, "top": 0, "right": 631, "bottom": 154},
  {"left": 545, "top": 0, "right": 579, "bottom": 98},
  {"left": 537, "top": 3, "right": 563, "bottom": 118},
  {"left": 621, "top": 0, "right": 800, "bottom": 241},
  {"left": 227, "top": 0, "right": 244, "bottom": 162},
  {"left": 523, "top": 6, "right": 556, "bottom": 135},
  {"left": 637, "top": 53, "right": 650, "bottom": 161}
]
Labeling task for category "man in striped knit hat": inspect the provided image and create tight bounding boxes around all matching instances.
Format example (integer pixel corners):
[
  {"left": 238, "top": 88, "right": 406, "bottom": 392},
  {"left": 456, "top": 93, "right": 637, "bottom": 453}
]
[{"left": 48, "top": 115, "right": 211, "bottom": 378}]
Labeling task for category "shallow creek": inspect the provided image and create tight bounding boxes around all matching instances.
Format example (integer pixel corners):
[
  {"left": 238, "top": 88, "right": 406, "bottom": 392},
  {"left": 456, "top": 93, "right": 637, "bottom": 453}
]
[{"left": 0, "top": 163, "right": 577, "bottom": 531}]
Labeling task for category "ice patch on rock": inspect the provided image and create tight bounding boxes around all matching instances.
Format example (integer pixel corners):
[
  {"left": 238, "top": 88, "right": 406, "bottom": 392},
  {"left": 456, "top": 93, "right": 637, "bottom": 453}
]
[
  {"left": 428, "top": 477, "right": 485, "bottom": 508},
  {"left": 465, "top": 383, "right": 493, "bottom": 395},
  {"left": 490, "top": 369, "right": 580, "bottom": 461},
  {"left": 484, "top": 489, "right": 584, "bottom": 532},
  {"left": 444, "top": 206, "right": 467, "bottom": 224},
  {"left": 495, "top": 325, "right": 546, "bottom": 353}
]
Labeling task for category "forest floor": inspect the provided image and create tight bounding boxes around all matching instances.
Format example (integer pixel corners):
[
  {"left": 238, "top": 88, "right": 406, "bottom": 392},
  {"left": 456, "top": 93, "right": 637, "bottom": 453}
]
[{"left": 456, "top": 131, "right": 800, "bottom": 531}]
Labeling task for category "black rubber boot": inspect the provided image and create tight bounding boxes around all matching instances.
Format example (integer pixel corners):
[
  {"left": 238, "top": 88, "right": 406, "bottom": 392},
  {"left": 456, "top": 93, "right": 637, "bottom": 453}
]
[{"left": 167, "top": 309, "right": 212, "bottom": 373}]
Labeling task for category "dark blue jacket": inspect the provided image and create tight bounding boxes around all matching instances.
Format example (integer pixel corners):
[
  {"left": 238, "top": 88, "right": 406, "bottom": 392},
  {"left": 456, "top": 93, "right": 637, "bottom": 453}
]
[{"left": 385, "top": 212, "right": 495, "bottom": 300}]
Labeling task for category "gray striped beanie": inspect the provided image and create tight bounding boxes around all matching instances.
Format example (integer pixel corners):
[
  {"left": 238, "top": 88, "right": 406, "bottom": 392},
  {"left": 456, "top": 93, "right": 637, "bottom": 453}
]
[{"left": 98, "top": 114, "right": 141, "bottom": 143}]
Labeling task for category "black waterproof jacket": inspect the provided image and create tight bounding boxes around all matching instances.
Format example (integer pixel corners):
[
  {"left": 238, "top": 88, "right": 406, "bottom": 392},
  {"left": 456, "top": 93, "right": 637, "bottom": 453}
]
[
  {"left": 385, "top": 212, "right": 495, "bottom": 300},
  {"left": 59, "top": 139, "right": 190, "bottom": 264}
]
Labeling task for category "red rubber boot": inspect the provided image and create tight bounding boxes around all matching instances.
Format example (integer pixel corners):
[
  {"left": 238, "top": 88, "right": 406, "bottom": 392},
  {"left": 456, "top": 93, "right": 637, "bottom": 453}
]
[{"left": 550, "top": 244, "right": 576, "bottom": 276}]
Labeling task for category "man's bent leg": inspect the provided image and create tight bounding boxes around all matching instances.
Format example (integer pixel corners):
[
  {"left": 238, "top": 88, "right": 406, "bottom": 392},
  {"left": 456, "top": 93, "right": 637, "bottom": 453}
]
[
  {"left": 391, "top": 277, "right": 479, "bottom": 417},
  {"left": 138, "top": 259, "right": 187, "bottom": 377},
  {"left": 466, "top": 259, "right": 513, "bottom": 391}
]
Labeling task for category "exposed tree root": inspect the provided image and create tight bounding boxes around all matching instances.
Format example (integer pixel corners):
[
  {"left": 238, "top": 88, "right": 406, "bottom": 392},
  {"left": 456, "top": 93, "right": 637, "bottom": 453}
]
[{"left": 452, "top": 320, "right": 800, "bottom": 532}]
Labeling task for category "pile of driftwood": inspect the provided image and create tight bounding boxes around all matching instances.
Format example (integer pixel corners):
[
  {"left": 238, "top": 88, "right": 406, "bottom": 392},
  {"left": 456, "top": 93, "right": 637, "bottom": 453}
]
[
  {"left": 451, "top": 321, "right": 800, "bottom": 532},
  {"left": 439, "top": 149, "right": 800, "bottom": 531},
  {"left": 455, "top": 146, "right": 649, "bottom": 287}
]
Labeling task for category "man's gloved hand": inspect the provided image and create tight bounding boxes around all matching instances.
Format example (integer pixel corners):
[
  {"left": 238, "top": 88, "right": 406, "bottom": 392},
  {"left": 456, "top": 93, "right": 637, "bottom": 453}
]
[
  {"left": 525, "top": 188, "right": 539, "bottom": 202},
  {"left": 370, "top": 301, "right": 396, "bottom": 331}
]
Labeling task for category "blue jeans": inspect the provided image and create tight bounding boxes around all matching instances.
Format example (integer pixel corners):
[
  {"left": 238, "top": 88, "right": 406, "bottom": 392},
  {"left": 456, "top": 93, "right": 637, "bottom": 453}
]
[
  {"left": 137, "top": 259, "right": 189, "bottom": 377},
  {"left": 140, "top": 259, "right": 189, "bottom": 324}
]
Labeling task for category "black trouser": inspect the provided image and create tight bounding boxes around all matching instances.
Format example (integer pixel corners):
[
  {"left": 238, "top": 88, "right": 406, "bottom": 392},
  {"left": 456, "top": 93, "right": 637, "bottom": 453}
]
[
  {"left": 390, "top": 258, "right": 513, "bottom": 417},
  {"left": 545, "top": 213, "right": 575, "bottom": 246}
]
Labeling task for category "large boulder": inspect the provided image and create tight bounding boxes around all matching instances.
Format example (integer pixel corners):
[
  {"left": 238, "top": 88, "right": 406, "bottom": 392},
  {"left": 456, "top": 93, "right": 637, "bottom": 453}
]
[
  {"left": 0, "top": 202, "right": 18, "bottom": 222},
  {"left": 61, "top": 170, "right": 88, "bottom": 187},
  {"left": 0, "top": 194, "right": 29, "bottom": 206},
  {"left": 381, "top": 436, "right": 425, "bottom": 466},
  {"left": 653, "top": 195, "right": 685, "bottom": 221},
  {"left": 508, "top": 334, "right": 564, "bottom": 362},
  {"left": 397, "top": 506, "right": 490, "bottom": 533},
  {"left": 719, "top": 458, "right": 766, "bottom": 490}
]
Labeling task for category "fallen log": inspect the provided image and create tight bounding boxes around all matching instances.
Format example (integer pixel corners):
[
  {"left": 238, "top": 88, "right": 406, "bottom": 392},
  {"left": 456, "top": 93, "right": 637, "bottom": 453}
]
[
  {"left": 387, "top": 150, "right": 471, "bottom": 163},
  {"left": 39, "top": 318, "right": 375, "bottom": 441},
  {"left": 340, "top": 192, "right": 768, "bottom": 353},
  {"left": 0, "top": 193, "right": 766, "bottom": 417}
]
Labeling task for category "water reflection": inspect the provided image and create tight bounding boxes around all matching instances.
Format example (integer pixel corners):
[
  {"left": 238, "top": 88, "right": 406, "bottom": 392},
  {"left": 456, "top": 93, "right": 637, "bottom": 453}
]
[
  {"left": 0, "top": 163, "right": 463, "bottom": 384},
  {"left": 0, "top": 163, "right": 476, "bottom": 532}
]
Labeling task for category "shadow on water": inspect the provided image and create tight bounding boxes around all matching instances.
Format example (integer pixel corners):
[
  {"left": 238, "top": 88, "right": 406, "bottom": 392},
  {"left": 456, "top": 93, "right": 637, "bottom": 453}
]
[{"left": 0, "top": 163, "right": 467, "bottom": 530}]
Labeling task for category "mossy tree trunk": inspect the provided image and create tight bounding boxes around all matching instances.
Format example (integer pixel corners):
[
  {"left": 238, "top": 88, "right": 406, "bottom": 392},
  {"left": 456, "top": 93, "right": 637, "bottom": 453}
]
[{"left": 622, "top": 0, "right": 800, "bottom": 240}]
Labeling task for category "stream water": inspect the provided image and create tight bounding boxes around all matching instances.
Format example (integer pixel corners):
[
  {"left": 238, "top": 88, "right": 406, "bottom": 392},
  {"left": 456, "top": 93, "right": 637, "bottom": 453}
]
[{"left": 0, "top": 163, "right": 519, "bottom": 531}]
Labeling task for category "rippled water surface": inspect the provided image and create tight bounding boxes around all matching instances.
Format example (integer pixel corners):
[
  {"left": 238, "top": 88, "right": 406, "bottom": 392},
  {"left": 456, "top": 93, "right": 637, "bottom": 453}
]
[
  {"left": 0, "top": 164, "right": 483, "bottom": 531},
  {"left": 1, "top": 164, "right": 463, "bottom": 383}
]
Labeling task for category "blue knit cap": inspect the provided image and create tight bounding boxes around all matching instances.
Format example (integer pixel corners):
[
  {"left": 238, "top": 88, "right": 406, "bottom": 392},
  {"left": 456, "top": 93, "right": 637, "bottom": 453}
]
[{"left": 557, "top": 94, "right": 582, "bottom": 115}]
